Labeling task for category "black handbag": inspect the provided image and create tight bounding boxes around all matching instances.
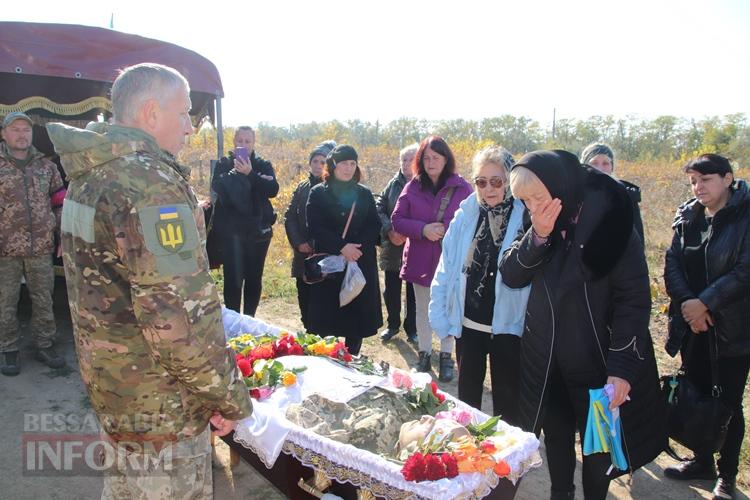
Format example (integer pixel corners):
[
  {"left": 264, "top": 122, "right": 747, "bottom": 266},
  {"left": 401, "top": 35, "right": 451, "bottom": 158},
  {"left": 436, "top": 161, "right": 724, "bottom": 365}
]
[
  {"left": 661, "top": 327, "right": 733, "bottom": 458},
  {"left": 303, "top": 201, "right": 356, "bottom": 285}
]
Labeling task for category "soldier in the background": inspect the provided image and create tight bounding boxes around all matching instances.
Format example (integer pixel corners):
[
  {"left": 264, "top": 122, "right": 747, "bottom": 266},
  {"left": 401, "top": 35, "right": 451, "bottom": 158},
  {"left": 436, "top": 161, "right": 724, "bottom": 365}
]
[
  {"left": 284, "top": 140, "right": 336, "bottom": 329},
  {"left": 376, "top": 143, "right": 419, "bottom": 344},
  {"left": 47, "top": 63, "right": 252, "bottom": 499},
  {"left": 0, "top": 112, "right": 66, "bottom": 376},
  {"left": 212, "top": 126, "right": 279, "bottom": 316}
]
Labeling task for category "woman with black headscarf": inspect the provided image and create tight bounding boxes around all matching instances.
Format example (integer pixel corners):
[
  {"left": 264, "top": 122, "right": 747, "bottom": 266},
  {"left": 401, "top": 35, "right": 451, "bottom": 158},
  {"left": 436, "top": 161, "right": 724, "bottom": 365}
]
[{"left": 499, "top": 150, "right": 665, "bottom": 499}]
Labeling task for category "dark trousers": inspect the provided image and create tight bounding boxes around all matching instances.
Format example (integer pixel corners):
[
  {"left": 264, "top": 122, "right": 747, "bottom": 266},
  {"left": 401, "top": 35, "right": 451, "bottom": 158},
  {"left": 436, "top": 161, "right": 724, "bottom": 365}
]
[
  {"left": 684, "top": 336, "right": 750, "bottom": 479},
  {"left": 295, "top": 278, "right": 311, "bottom": 330},
  {"left": 222, "top": 234, "right": 271, "bottom": 316},
  {"left": 345, "top": 337, "right": 362, "bottom": 356},
  {"left": 383, "top": 270, "right": 416, "bottom": 334},
  {"left": 542, "top": 365, "right": 612, "bottom": 500},
  {"left": 455, "top": 328, "right": 520, "bottom": 425}
]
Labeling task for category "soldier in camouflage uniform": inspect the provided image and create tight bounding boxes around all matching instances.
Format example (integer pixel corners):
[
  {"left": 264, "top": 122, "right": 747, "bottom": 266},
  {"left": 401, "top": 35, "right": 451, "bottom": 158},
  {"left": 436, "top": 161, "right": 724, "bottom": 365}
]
[
  {"left": 46, "top": 63, "right": 252, "bottom": 499},
  {"left": 0, "top": 111, "right": 67, "bottom": 376}
]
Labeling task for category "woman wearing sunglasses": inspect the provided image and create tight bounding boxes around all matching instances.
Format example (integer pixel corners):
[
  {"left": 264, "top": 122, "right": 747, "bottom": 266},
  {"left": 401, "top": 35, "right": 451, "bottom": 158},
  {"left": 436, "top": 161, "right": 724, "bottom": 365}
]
[{"left": 429, "top": 146, "right": 530, "bottom": 422}]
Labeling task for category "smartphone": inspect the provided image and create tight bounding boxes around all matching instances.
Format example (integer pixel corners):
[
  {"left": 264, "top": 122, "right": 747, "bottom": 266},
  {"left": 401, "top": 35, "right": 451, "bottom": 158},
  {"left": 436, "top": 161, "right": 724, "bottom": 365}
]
[{"left": 235, "top": 147, "right": 249, "bottom": 162}]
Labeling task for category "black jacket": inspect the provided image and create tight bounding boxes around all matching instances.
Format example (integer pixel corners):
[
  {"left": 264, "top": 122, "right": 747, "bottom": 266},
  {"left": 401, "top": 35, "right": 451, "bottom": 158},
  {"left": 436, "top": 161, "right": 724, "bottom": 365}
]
[
  {"left": 664, "top": 180, "right": 750, "bottom": 357},
  {"left": 621, "top": 179, "right": 644, "bottom": 244},
  {"left": 284, "top": 174, "right": 321, "bottom": 278},
  {"left": 500, "top": 169, "right": 665, "bottom": 473},
  {"left": 305, "top": 179, "right": 383, "bottom": 338},
  {"left": 212, "top": 151, "right": 279, "bottom": 239},
  {"left": 376, "top": 171, "right": 409, "bottom": 272}
]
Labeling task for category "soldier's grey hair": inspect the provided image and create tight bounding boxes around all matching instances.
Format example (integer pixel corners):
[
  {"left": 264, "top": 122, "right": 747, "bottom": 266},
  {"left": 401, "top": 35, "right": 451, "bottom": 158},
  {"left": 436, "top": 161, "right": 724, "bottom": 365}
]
[
  {"left": 111, "top": 63, "right": 190, "bottom": 125},
  {"left": 471, "top": 145, "right": 515, "bottom": 178},
  {"left": 399, "top": 143, "right": 419, "bottom": 162}
]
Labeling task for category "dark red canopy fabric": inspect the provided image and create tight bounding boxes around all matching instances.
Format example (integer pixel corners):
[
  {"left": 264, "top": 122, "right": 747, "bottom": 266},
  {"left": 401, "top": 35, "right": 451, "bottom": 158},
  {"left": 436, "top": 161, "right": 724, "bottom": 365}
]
[{"left": 0, "top": 21, "right": 223, "bottom": 97}]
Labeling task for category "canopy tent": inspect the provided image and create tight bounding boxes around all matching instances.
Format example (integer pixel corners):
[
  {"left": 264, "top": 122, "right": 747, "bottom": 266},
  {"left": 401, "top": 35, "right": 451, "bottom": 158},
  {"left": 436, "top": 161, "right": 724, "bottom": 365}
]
[{"left": 0, "top": 21, "right": 224, "bottom": 129}]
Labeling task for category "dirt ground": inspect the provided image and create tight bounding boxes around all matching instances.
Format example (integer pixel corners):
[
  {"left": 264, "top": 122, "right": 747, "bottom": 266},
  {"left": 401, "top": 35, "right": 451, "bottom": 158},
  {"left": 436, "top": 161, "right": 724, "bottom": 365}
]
[{"left": 0, "top": 280, "right": 746, "bottom": 500}]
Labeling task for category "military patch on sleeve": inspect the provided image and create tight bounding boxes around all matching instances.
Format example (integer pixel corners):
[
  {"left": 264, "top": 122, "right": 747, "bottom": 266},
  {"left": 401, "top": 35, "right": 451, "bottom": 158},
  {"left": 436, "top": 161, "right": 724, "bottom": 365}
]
[{"left": 139, "top": 204, "right": 200, "bottom": 276}]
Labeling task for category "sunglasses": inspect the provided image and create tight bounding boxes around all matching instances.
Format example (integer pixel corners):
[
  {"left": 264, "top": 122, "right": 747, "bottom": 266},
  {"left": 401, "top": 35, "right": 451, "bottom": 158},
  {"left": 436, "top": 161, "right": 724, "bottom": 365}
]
[{"left": 474, "top": 176, "right": 505, "bottom": 189}]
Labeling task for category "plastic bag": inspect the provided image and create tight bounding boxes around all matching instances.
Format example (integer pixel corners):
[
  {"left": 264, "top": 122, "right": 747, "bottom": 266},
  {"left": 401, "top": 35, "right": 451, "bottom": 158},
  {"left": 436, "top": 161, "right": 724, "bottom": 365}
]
[
  {"left": 339, "top": 261, "right": 366, "bottom": 307},
  {"left": 319, "top": 255, "right": 346, "bottom": 274}
]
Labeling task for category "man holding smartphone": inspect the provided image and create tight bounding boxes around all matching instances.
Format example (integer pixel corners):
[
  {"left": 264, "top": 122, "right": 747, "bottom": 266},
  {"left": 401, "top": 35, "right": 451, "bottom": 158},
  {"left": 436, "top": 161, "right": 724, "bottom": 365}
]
[{"left": 212, "top": 126, "right": 279, "bottom": 316}]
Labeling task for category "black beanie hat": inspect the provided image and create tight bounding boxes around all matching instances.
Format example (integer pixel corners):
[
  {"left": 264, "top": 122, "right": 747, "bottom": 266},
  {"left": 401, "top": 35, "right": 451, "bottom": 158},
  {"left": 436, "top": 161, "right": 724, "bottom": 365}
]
[
  {"left": 326, "top": 144, "right": 358, "bottom": 169},
  {"left": 580, "top": 143, "right": 615, "bottom": 169}
]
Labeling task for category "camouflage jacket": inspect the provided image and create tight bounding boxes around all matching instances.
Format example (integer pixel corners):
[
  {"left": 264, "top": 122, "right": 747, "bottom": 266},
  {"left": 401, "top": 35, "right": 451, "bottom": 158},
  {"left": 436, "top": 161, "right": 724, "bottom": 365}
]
[
  {"left": 0, "top": 143, "right": 64, "bottom": 257},
  {"left": 47, "top": 122, "right": 252, "bottom": 442}
]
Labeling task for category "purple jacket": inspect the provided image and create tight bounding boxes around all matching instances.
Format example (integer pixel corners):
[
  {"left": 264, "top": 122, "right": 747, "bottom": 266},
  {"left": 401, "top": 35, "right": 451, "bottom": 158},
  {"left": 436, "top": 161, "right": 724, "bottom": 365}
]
[{"left": 391, "top": 174, "right": 473, "bottom": 287}]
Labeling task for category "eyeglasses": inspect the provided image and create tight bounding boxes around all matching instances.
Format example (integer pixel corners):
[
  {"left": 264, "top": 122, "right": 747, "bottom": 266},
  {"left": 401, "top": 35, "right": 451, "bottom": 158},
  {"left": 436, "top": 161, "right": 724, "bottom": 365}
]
[{"left": 474, "top": 176, "right": 505, "bottom": 189}]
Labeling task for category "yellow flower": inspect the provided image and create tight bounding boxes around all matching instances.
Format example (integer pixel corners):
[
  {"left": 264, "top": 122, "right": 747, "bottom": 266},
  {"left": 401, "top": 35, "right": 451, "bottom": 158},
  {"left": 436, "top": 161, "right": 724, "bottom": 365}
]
[{"left": 282, "top": 371, "right": 297, "bottom": 386}]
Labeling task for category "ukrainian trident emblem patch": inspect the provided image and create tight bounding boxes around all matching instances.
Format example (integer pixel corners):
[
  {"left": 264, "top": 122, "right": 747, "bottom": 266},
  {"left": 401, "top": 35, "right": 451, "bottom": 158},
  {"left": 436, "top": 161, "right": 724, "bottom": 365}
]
[{"left": 156, "top": 207, "right": 185, "bottom": 252}]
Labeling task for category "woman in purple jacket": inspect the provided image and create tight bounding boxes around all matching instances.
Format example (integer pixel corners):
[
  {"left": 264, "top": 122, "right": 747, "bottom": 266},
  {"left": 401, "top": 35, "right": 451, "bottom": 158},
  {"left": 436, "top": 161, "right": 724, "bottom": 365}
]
[{"left": 392, "top": 136, "right": 472, "bottom": 381}]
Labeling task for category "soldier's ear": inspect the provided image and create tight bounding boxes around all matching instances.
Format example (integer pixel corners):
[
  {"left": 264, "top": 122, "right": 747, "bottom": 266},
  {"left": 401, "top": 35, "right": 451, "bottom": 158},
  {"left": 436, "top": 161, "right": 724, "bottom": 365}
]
[{"left": 138, "top": 98, "right": 161, "bottom": 133}]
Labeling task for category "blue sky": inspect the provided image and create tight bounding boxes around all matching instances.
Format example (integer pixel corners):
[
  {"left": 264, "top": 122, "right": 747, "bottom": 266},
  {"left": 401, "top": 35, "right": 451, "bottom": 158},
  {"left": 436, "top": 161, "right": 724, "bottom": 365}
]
[{"left": 3, "top": 0, "right": 749, "bottom": 128}]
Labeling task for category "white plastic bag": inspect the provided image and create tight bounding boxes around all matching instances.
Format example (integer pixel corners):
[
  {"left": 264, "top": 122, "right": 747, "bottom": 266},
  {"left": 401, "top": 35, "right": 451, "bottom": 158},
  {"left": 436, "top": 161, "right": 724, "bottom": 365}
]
[
  {"left": 339, "top": 261, "right": 366, "bottom": 307},
  {"left": 318, "top": 254, "right": 346, "bottom": 274}
]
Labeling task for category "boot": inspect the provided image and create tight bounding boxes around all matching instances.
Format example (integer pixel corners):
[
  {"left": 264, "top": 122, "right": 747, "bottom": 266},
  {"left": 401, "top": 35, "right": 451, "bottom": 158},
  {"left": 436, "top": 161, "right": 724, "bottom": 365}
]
[
  {"left": 416, "top": 351, "right": 431, "bottom": 372},
  {"left": 379, "top": 328, "right": 399, "bottom": 342},
  {"left": 1, "top": 351, "right": 20, "bottom": 376},
  {"left": 36, "top": 347, "right": 65, "bottom": 369},
  {"left": 438, "top": 352, "right": 454, "bottom": 382},
  {"left": 664, "top": 458, "right": 717, "bottom": 481}
]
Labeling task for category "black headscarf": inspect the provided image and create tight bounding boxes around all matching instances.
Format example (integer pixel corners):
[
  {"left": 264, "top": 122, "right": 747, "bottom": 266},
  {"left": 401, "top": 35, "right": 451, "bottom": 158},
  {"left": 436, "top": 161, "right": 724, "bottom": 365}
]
[{"left": 511, "top": 150, "right": 584, "bottom": 236}]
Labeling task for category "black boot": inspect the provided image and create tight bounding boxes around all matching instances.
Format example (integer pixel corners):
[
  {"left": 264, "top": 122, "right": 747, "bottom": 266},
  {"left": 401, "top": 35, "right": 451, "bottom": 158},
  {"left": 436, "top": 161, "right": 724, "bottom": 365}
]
[
  {"left": 1, "top": 351, "right": 20, "bottom": 376},
  {"left": 416, "top": 351, "right": 431, "bottom": 372},
  {"left": 438, "top": 352, "right": 454, "bottom": 382},
  {"left": 664, "top": 458, "right": 717, "bottom": 480},
  {"left": 36, "top": 347, "right": 65, "bottom": 369},
  {"left": 379, "top": 328, "right": 399, "bottom": 342}
]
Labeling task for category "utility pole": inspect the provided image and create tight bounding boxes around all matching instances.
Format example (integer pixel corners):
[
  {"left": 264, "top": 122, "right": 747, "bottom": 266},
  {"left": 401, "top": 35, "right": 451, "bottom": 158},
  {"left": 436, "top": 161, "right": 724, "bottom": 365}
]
[{"left": 552, "top": 108, "right": 556, "bottom": 140}]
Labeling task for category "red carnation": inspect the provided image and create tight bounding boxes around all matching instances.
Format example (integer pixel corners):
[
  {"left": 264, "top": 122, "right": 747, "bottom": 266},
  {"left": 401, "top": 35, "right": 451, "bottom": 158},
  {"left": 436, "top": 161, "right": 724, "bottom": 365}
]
[
  {"left": 288, "top": 343, "right": 304, "bottom": 356},
  {"left": 343, "top": 352, "right": 353, "bottom": 363},
  {"left": 430, "top": 381, "right": 439, "bottom": 396},
  {"left": 424, "top": 453, "right": 447, "bottom": 481},
  {"left": 402, "top": 452, "right": 427, "bottom": 481},
  {"left": 236, "top": 358, "right": 253, "bottom": 377},
  {"left": 436, "top": 392, "right": 446, "bottom": 403},
  {"left": 249, "top": 388, "right": 261, "bottom": 399},
  {"left": 235, "top": 353, "right": 245, "bottom": 361},
  {"left": 441, "top": 453, "right": 459, "bottom": 478}
]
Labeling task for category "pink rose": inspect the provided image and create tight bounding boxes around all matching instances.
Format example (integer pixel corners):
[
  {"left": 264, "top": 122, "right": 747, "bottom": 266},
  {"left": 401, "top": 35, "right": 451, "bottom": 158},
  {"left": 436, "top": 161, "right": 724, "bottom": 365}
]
[{"left": 391, "top": 369, "right": 413, "bottom": 390}]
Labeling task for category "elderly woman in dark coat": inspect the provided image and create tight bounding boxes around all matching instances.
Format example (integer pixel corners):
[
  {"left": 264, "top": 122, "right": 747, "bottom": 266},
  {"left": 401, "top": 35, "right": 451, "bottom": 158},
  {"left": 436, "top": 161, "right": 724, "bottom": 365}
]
[
  {"left": 663, "top": 154, "right": 750, "bottom": 500},
  {"left": 499, "top": 150, "right": 665, "bottom": 500},
  {"left": 305, "top": 145, "right": 382, "bottom": 355}
]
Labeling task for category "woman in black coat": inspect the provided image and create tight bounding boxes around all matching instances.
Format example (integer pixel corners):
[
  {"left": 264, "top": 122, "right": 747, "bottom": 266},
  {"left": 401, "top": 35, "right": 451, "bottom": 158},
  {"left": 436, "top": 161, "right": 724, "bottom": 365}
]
[
  {"left": 663, "top": 154, "right": 750, "bottom": 500},
  {"left": 305, "top": 145, "right": 383, "bottom": 355},
  {"left": 499, "top": 150, "right": 665, "bottom": 500}
]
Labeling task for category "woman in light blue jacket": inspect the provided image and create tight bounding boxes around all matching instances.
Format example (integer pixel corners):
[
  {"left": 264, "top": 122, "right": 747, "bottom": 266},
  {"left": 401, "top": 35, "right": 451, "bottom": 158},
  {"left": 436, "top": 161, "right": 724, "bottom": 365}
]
[{"left": 429, "top": 146, "right": 530, "bottom": 424}]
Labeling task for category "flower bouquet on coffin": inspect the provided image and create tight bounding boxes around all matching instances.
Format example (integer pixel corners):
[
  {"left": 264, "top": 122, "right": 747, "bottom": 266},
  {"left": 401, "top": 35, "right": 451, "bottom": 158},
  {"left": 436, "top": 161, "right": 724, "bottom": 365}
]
[{"left": 388, "top": 368, "right": 453, "bottom": 416}]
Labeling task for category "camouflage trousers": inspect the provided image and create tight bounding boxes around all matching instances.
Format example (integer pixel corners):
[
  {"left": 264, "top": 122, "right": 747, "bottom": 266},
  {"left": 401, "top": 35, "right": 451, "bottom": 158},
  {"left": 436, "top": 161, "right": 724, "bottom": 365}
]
[
  {"left": 101, "top": 426, "right": 213, "bottom": 500},
  {"left": 0, "top": 255, "right": 56, "bottom": 352}
]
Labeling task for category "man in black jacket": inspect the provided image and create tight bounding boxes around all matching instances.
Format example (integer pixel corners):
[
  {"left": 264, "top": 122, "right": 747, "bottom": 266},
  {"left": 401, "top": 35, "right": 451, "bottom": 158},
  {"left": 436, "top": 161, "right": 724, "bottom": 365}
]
[{"left": 212, "top": 126, "right": 279, "bottom": 316}]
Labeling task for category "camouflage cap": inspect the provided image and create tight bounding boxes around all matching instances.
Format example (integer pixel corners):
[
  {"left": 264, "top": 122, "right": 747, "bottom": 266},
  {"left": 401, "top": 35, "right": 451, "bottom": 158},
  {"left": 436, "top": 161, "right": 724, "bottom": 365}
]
[{"left": 3, "top": 112, "right": 33, "bottom": 128}]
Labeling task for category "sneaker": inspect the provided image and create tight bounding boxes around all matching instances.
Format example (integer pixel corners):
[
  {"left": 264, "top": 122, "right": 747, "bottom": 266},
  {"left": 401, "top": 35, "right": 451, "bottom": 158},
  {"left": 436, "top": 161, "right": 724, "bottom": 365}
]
[
  {"left": 36, "top": 347, "right": 65, "bottom": 369},
  {"left": 379, "top": 328, "right": 399, "bottom": 342},
  {"left": 406, "top": 332, "right": 417, "bottom": 344},
  {"left": 712, "top": 477, "right": 735, "bottom": 500},
  {"left": 1, "top": 351, "right": 20, "bottom": 376},
  {"left": 664, "top": 459, "right": 717, "bottom": 481}
]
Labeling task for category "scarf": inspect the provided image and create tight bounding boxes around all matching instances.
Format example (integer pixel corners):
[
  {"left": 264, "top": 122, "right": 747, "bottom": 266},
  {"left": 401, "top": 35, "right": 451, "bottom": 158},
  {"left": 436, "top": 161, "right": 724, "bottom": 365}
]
[{"left": 463, "top": 196, "right": 515, "bottom": 299}]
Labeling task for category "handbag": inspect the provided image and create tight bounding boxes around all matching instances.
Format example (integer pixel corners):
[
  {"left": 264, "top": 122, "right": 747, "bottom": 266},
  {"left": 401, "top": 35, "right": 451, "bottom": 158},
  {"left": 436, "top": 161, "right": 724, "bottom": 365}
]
[
  {"left": 303, "top": 201, "right": 356, "bottom": 285},
  {"left": 660, "top": 326, "right": 733, "bottom": 459}
]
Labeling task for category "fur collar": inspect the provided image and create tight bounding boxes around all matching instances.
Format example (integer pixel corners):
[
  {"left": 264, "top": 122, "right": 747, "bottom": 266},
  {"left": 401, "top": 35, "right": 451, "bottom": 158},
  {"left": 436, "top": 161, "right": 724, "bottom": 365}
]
[{"left": 579, "top": 168, "right": 635, "bottom": 280}]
